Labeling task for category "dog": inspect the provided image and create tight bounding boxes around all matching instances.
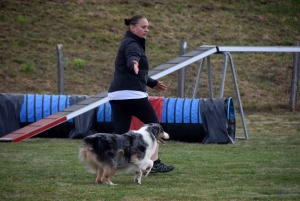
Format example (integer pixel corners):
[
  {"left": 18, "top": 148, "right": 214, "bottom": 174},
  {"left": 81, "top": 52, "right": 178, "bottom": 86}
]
[{"left": 78, "top": 123, "right": 169, "bottom": 185}]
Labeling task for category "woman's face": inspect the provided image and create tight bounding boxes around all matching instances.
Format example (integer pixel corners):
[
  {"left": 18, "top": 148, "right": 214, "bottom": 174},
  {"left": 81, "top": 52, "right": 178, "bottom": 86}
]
[{"left": 131, "top": 18, "right": 149, "bottom": 38}]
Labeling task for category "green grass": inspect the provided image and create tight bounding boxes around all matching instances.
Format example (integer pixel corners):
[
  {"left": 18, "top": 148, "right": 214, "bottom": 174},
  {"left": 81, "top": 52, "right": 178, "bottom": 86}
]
[
  {"left": 0, "top": 113, "right": 300, "bottom": 201},
  {"left": 0, "top": 0, "right": 299, "bottom": 111},
  {"left": 0, "top": 2, "right": 299, "bottom": 200}
]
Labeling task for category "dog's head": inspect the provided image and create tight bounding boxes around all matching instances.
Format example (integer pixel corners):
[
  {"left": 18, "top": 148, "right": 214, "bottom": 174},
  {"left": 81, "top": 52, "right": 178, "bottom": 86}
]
[{"left": 141, "top": 123, "right": 169, "bottom": 144}]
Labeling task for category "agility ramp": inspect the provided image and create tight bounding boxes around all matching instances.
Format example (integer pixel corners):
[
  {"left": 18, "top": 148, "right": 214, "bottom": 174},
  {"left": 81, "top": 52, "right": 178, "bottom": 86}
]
[
  {"left": 0, "top": 92, "right": 108, "bottom": 142},
  {"left": 1, "top": 45, "right": 300, "bottom": 142}
]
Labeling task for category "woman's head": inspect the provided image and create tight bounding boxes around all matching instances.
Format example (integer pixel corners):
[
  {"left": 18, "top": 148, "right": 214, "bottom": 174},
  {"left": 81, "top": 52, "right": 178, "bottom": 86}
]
[{"left": 124, "top": 15, "right": 149, "bottom": 38}]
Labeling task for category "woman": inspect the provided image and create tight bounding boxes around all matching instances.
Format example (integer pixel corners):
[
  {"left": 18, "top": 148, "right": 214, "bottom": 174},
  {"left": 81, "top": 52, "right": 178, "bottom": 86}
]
[{"left": 108, "top": 15, "right": 174, "bottom": 173}]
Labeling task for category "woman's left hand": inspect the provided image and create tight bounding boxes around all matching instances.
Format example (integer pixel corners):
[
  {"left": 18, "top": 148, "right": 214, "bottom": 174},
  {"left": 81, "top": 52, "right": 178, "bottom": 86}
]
[
  {"left": 153, "top": 81, "right": 167, "bottom": 91},
  {"left": 133, "top": 60, "right": 139, "bottom": 74}
]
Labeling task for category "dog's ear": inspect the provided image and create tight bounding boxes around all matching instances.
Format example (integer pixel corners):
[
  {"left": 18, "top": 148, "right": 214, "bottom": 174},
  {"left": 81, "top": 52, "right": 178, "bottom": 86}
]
[
  {"left": 148, "top": 123, "right": 162, "bottom": 136},
  {"left": 83, "top": 135, "right": 95, "bottom": 146}
]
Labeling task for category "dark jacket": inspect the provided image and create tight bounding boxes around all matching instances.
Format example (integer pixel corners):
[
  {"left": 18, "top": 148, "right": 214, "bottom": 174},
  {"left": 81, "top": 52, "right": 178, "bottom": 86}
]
[{"left": 108, "top": 31, "right": 158, "bottom": 93}]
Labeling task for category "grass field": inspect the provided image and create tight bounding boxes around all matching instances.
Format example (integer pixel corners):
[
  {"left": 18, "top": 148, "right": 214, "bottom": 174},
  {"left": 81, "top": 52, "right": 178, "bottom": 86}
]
[
  {"left": 1, "top": 112, "right": 299, "bottom": 201},
  {"left": 0, "top": 1, "right": 300, "bottom": 200}
]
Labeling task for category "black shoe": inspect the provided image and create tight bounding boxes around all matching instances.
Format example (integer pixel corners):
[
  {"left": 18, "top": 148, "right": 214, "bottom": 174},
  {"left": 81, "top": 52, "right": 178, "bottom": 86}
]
[{"left": 150, "top": 159, "right": 174, "bottom": 173}]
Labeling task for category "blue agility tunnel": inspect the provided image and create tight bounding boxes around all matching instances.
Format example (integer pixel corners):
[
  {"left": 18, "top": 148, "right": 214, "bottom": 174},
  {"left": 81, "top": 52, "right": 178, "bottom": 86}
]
[
  {"left": 96, "top": 97, "right": 235, "bottom": 143},
  {"left": 161, "top": 97, "right": 235, "bottom": 143},
  {"left": 0, "top": 93, "right": 235, "bottom": 143}
]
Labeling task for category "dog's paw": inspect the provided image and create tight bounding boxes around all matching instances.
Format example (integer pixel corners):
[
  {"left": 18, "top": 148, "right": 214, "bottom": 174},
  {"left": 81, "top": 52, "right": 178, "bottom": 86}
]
[
  {"left": 101, "top": 178, "right": 117, "bottom": 186},
  {"left": 103, "top": 181, "right": 118, "bottom": 186},
  {"left": 143, "top": 171, "right": 150, "bottom": 177},
  {"left": 143, "top": 166, "right": 152, "bottom": 177},
  {"left": 134, "top": 171, "right": 142, "bottom": 185},
  {"left": 134, "top": 178, "right": 141, "bottom": 185}
]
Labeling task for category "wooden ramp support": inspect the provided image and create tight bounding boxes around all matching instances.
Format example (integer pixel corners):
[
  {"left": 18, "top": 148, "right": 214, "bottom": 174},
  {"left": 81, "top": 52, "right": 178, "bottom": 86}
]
[{"left": 0, "top": 91, "right": 108, "bottom": 143}]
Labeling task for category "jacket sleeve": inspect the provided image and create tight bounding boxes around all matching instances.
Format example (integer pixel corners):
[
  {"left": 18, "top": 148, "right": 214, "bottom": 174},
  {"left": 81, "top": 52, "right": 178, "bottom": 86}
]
[
  {"left": 124, "top": 42, "right": 141, "bottom": 71},
  {"left": 147, "top": 76, "right": 158, "bottom": 88}
]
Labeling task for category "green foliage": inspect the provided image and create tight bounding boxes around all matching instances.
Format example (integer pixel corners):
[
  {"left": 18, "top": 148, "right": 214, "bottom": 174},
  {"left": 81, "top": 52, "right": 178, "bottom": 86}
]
[
  {"left": 22, "top": 62, "right": 34, "bottom": 73},
  {"left": 189, "top": 7, "right": 196, "bottom": 14},
  {"left": 73, "top": 58, "right": 85, "bottom": 69},
  {"left": 16, "top": 15, "right": 28, "bottom": 24},
  {"left": 10, "top": 70, "right": 17, "bottom": 78},
  {"left": 176, "top": 5, "right": 182, "bottom": 13},
  {"left": 283, "top": 39, "right": 294, "bottom": 46},
  {"left": 266, "top": 5, "right": 278, "bottom": 13}
]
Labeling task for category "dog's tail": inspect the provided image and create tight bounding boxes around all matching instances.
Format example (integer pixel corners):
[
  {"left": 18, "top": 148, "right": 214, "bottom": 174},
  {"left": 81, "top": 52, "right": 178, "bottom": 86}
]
[
  {"left": 79, "top": 144, "right": 98, "bottom": 174},
  {"left": 79, "top": 137, "right": 92, "bottom": 162}
]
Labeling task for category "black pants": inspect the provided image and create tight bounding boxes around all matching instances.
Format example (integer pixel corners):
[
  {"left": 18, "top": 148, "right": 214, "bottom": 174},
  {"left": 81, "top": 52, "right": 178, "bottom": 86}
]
[{"left": 109, "top": 97, "right": 159, "bottom": 134}]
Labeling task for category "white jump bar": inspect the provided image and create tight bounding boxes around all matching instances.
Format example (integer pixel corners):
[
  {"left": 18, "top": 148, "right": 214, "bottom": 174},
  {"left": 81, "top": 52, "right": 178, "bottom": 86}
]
[{"left": 217, "top": 46, "right": 300, "bottom": 52}]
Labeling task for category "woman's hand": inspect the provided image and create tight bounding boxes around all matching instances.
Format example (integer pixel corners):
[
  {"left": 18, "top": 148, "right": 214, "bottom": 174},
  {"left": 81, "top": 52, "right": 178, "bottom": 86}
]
[
  {"left": 133, "top": 60, "right": 139, "bottom": 74},
  {"left": 153, "top": 81, "right": 167, "bottom": 91}
]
